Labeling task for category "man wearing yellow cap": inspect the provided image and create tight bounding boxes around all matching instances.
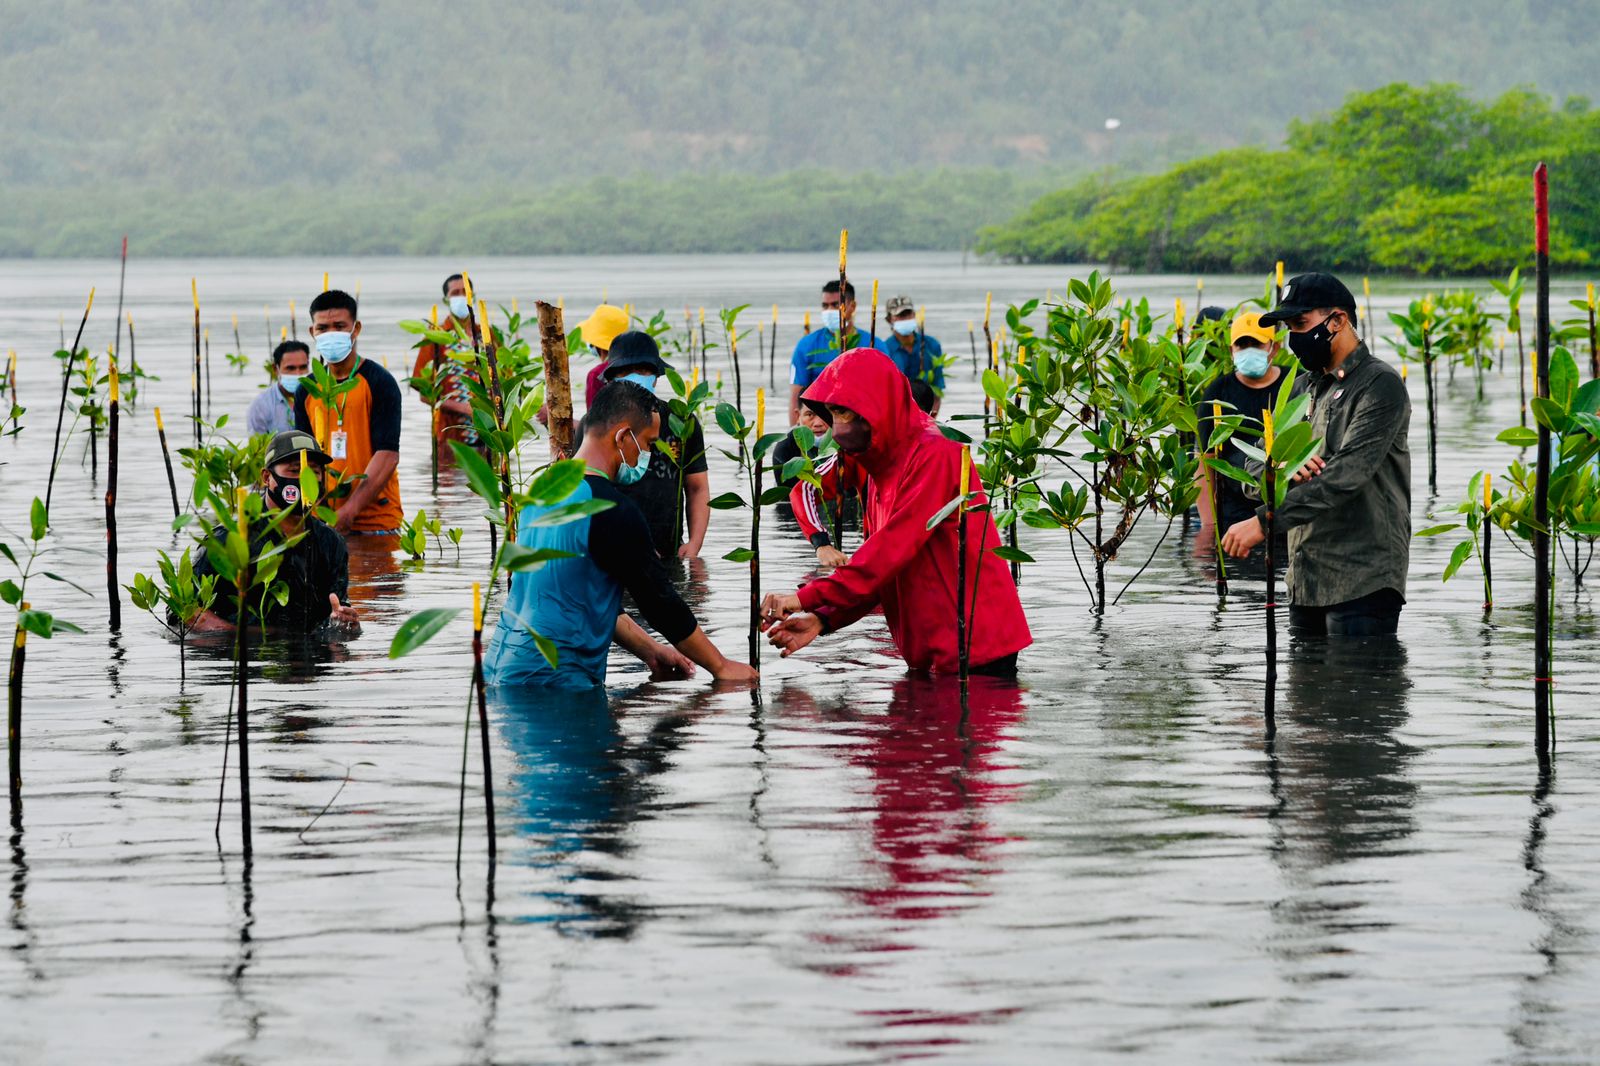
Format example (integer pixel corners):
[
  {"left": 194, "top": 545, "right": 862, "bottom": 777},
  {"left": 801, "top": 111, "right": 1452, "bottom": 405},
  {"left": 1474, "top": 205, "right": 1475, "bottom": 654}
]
[
  {"left": 1196, "top": 312, "right": 1286, "bottom": 554},
  {"left": 578, "top": 304, "right": 632, "bottom": 406}
]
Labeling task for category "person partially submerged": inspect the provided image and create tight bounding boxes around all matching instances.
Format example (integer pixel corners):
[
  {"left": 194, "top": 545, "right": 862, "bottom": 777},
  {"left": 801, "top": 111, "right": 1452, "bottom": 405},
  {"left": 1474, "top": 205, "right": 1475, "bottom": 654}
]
[
  {"left": 191, "top": 430, "right": 359, "bottom": 633},
  {"left": 760, "top": 348, "right": 1030, "bottom": 675},
  {"left": 484, "top": 380, "right": 757, "bottom": 689}
]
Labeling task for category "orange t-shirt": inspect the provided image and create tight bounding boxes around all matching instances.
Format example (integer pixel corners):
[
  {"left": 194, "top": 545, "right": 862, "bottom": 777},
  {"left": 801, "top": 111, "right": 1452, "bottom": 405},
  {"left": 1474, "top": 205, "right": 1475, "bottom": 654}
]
[{"left": 294, "top": 356, "right": 404, "bottom": 532}]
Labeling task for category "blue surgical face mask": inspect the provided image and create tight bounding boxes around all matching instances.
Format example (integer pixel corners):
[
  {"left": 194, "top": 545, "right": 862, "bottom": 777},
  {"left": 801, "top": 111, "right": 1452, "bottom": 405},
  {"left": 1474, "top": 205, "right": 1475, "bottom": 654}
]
[
  {"left": 618, "top": 372, "right": 657, "bottom": 393},
  {"left": 616, "top": 429, "right": 651, "bottom": 485},
  {"left": 314, "top": 331, "right": 354, "bottom": 364},
  {"left": 448, "top": 295, "right": 471, "bottom": 320},
  {"left": 1234, "top": 348, "right": 1271, "bottom": 379},
  {"left": 821, "top": 309, "right": 842, "bottom": 332},
  {"left": 892, "top": 318, "right": 918, "bottom": 337},
  {"left": 278, "top": 371, "right": 306, "bottom": 393}
]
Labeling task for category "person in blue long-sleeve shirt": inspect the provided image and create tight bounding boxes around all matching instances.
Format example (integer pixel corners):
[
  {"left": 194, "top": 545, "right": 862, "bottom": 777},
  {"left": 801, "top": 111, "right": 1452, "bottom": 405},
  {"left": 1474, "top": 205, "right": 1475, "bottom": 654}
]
[
  {"left": 875, "top": 293, "right": 946, "bottom": 391},
  {"left": 788, "top": 279, "right": 873, "bottom": 425},
  {"left": 484, "top": 381, "right": 757, "bottom": 690}
]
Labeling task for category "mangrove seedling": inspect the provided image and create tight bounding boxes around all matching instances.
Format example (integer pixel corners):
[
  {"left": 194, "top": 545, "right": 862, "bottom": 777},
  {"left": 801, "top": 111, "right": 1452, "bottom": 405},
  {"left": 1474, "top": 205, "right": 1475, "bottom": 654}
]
[
  {"left": 708, "top": 392, "right": 788, "bottom": 667},
  {"left": 126, "top": 547, "right": 220, "bottom": 684}
]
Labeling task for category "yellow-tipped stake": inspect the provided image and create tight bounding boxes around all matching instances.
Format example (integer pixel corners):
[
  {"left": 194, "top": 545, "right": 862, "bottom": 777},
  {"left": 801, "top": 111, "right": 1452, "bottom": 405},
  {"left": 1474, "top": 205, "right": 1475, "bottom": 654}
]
[
  {"left": 155, "top": 406, "right": 164, "bottom": 431},
  {"left": 1589, "top": 283, "right": 1596, "bottom": 310},
  {"left": 1364, "top": 277, "right": 1371, "bottom": 299},
  {"left": 280, "top": 326, "right": 287, "bottom": 341},
  {"left": 804, "top": 311, "right": 812, "bottom": 333},
  {"left": 689, "top": 367, "right": 700, "bottom": 393},
  {"left": 462, "top": 272, "right": 475, "bottom": 308},
  {"left": 322, "top": 272, "right": 329, "bottom": 293},
  {"left": 1275, "top": 261, "right": 1285, "bottom": 289},
  {"left": 838, "top": 229, "right": 849, "bottom": 273},
  {"left": 109, "top": 361, "right": 119, "bottom": 404},
  {"left": 189, "top": 279, "right": 197, "bottom": 314},
  {"left": 236, "top": 486, "right": 249, "bottom": 536},
  {"left": 1484, "top": 471, "right": 1493, "bottom": 510},
  {"left": 1401, "top": 364, "right": 1409, "bottom": 381},
  {"left": 1263, "top": 408, "right": 1275, "bottom": 455},
  {"left": 699, "top": 307, "right": 706, "bottom": 325},
  {"left": 771, "top": 304, "right": 779, "bottom": 326},
  {"left": 1175, "top": 297, "right": 1186, "bottom": 332},
  {"left": 431, "top": 304, "right": 439, "bottom": 328},
  {"left": 512, "top": 298, "right": 519, "bottom": 316},
  {"left": 959, "top": 443, "right": 971, "bottom": 508},
  {"left": 478, "top": 299, "right": 489, "bottom": 328},
  {"left": 354, "top": 281, "right": 361, "bottom": 299},
  {"left": 956, "top": 443, "right": 972, "bottom": 681},
  {"left": 984, "top": 291, "right": 993, "bottom": 331},
  {"left": 473, "top": 581, "right": 483, "bottom": 633},
  {"left": 756, "top": 388, "right": 766, "bottom": 436},
  {"left": 870, "top": 278, "right": 879, "bottom": 310}
]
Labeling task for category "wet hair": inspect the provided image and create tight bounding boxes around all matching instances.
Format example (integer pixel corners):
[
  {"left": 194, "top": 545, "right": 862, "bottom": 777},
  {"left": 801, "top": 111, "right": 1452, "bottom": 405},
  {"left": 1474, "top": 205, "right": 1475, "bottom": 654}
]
[
  {"left": 442, "top": 273, "right": 465, "bottom": 298},
  {"left": 822, "top": 279, "right": 857, "bottom": 301},
  {"left": 909, "top": 378, "right": 938, "bottom": 413},
  {"left": 581, "top": 379, "right": 658, "bottom": 438},
  {"left": 272, "top": 340, "right": 311, "bottom": 367},
  {"left": 309, "top": 289, "right": 359, "bottom": 321}
]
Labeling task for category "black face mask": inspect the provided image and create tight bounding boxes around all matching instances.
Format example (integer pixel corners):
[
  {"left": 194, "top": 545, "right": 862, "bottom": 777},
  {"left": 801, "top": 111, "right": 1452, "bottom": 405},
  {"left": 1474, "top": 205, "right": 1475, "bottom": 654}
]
[
  {"left": 265, "top": 473, "right": 303, "bottom": 512},
  {"left": 1288, "top": 312, "right": 1340, "bottom": 374},
  {"left": 832, "top": 418, "right": 873, "bottom": 454}
]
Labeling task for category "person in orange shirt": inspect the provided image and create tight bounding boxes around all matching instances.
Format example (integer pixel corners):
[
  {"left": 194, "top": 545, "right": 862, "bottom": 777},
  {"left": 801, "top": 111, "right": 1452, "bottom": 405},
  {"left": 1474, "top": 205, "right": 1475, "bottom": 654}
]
[
  {"left": 293, "top": 289, "right": 404, "bottom": 535},
  {"left": 410, "top": 272, "right": 482, "bottom": 447}
]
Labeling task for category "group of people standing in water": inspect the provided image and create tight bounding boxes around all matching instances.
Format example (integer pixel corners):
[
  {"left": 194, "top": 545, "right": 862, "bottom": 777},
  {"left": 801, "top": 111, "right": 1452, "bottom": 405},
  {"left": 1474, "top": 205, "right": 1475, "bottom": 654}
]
[{"left": 217, "top": 266, "right": 1410, "bottom": 689}]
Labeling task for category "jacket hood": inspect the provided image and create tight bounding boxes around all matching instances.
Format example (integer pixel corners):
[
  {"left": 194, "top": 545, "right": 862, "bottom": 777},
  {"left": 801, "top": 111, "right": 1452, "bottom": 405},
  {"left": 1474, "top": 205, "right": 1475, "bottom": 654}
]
[{"left": 801, "top": 348, "right": 932, "bottom": 471}]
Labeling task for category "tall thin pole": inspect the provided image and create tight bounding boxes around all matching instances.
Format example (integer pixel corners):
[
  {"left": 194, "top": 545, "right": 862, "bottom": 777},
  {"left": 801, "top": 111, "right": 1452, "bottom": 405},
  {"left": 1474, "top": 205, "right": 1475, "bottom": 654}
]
[
  {"left": 472, "top": 583, "right": 497, "bottom": 866},
  {"left": 749, "top": 391, "right": 766, "bottom": 669},
  {"left": 956, "top": 445, "right": 971, "bottom": 689},
  {"left": 1263, "top": 409, "right": 1277, "bottom": 740},
  {"left": 1533, "top": 162, "right": 1553, "bottom": 760},
  {"left": 1208, "top": 401, "right": 1228, "bottom": 599},
  {"left": 234, "top": 489, "right": 253, "bottom": 860},
  {"left": 155, "top": 408, "right": 181, "bottom": 518},
  {"left": 192, "top": 280, "right": 203, "bottom": 444},
  {"left": 105, "top": 365, "right": 121, "bottom": 631},
  {"left": 113, "top": 237, "right": 128, "bottom": 377},
  {"left": 8, "top": 602, "right": 27, "bottom": 816},
  {"left": 45, "top": 288, "right": 96, "bottom": 514}
]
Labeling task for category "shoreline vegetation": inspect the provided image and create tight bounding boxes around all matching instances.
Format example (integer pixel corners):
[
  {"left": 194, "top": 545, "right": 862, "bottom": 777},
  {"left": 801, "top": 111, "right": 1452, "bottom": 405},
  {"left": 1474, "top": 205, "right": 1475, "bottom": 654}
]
[{"left": 979, "top": 84, "right": 1600, "bottom": 277}]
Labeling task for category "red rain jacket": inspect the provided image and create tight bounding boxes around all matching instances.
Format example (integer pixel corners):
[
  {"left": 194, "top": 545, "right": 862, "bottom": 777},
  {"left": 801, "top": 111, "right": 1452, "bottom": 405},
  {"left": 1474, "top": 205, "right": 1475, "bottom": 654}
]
[{"left": 795, "top": 348, "right": 1031, "bottom": 672}]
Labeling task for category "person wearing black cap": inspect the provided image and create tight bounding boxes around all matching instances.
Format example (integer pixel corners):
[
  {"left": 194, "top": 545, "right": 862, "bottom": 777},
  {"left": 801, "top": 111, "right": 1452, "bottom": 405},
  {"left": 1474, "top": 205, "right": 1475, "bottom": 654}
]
[
  {"left": 595, "top": 331, "right": 710, "bottom": 559},
  {"left": 190, "top": 430, "right": 358, "bottom": 633},
  {"left": 1220, "top": 272, "right": 1411, "bottom": 636}
]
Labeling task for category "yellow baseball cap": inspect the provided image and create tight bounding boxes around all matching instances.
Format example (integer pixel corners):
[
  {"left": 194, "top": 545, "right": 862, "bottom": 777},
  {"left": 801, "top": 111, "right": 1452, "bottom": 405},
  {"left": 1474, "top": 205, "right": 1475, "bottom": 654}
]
[
  {"left": 1230, "top": 311, "right": 1276, "bottom": 346},
  {"left": 577, "top": 304, "right": 630, "bottom": 351}
]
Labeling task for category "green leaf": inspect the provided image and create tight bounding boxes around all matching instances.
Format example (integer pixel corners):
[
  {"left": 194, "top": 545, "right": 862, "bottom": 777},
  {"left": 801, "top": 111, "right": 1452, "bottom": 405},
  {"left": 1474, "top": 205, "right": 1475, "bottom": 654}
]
[
  {"left": 532, "top": 629, "right": 560, "bottom": 670},
  {"left": 1549, "top": 347, "right": 1579, "bottom": 410},
  {"left": 1496, "top": 426, "right": 1538, "bottom": 447},
  {"left": 525, "top": 459, "right": 587, "bottom": 506},
  {"left": 1415, "top": 523, "right": 1461, "bottom": 537},
  {"left": 708, "top": 491, "right": 747, "bottom": 510},
  {"left": 1442, "top": 539, "right": 1474, "bottom": 582},
  {"left": 1574, "top": 378, "right": 1600, "bottom": 417},
  {"left": 981, "top": 368, "right": 1008, "bottom": 404},
  {"left": 925, "top": 494, "right": 965, "bottom": 531},
  {"left": 0, "top": 580, "right": 19, "bottom": 606},
  {"left": 448, "top": 440, "right": 503, "bottom": 507},
  {"left": 991, "top": 545, "right": 1035, "bottom": 564},
  {"left": 388, "top": 607, "right": 462, "bottom": 659},
  {"left": 526, "top": 498, "right": 614, "bottom": 527},
  {"left": 1531, "top": 397, "right": 1570, "bottom": 434},
  {"left": 758, "top": 484, "right": 791, "bottom": 506},
  {"left": 714, "top": 402, "right": 747, "bottom": 439},
  {"left": 723, "top": 547, "right": 756, "bottom": 563},
  {"left": 29, "top": 498, "right": 46, "bottom": 541},
  {"left": 497, "top": 544, "right": 576, "bottom": 572},
  {"left": 1205, "top": 456, "right": 1258, "bottom": 487}
]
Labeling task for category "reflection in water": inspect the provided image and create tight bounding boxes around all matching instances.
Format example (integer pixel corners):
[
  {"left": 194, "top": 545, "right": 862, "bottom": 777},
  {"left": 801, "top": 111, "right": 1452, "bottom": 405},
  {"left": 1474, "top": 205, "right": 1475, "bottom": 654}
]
[
  {"left": 1267, "top": 639, "right": 1417, "bottom": 967},
  {"left": 223, "top": 857, "right": 262, "bottom": 1048},
  {"left": 343, "top": 535, "right": 406, "bottom": 613},
  {"left": 494, "top": 685, "right": 706, "bottom": 937},
  {"left": 9, "top": 811, "right": 42, "bottom": 984},
  {"left": 1507, "top": 768, "right": 1587, "bottom": 1061}
]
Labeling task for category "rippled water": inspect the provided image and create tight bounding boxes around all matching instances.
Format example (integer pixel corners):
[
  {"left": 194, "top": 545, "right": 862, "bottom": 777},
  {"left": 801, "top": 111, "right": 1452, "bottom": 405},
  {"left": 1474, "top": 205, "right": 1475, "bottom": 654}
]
[{"left": 2, "top": 254, "right": 1598, "bottom": 1064}]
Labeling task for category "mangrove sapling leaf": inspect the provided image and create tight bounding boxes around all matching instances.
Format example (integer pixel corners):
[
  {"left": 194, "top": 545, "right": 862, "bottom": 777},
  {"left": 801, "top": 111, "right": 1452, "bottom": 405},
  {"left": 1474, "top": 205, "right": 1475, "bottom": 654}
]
[
  {"left": 1549, "top": 347, "right": 1579, "bottom": 408},
  {"left": 1416, "top": 523, "right": 1463, "bottom": 537},
  {"left": 448, "top": 441, "right": 503, "bottom": 507},
  {"left": 992, "top": 546, "right": 1036, "bottom": 564},
  {"left": 496, "top": 544, "right": 576, "bottom": 572},
  {"left": 388, "top": 608, "right": 462, "bottom": 659},
  {"left": 1443, "top": 540, "right": 1476, "bottom": 582},
  {"left": 1531, "top": 398, "right": 1570, "bottom": 433},
  {"left": 524, "top": 498, "right": 613, "bottom": 527},
  {"left": 1498, "top": 426, "right": 1539, "bottom": 447},
  {"left": 723, "top": 547, "right": 756, "bottom": 563},
  {"left": 523, "top": 458, "right": 587, "bottom": 505},
  {"left": 708, "top": 492, "right": 747, "bottom": 510}
]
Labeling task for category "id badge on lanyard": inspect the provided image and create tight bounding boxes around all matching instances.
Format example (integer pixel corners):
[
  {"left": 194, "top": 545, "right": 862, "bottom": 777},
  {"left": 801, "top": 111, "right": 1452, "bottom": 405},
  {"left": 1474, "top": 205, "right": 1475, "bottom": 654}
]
[{"left": 331, "top": 429, "right": 348, "bottom": 460}]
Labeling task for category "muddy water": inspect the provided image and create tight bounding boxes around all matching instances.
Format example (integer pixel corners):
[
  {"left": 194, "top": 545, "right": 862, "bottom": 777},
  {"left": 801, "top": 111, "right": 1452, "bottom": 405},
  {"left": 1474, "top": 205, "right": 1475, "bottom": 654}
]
[{"left": 1, "top": 254, "right": 1597, "bottom": 1064}]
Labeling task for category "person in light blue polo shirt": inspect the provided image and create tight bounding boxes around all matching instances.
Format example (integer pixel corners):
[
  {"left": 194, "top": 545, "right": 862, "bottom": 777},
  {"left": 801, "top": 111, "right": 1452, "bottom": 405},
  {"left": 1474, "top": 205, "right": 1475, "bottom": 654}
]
[
  {"left": 875, "top": 293, "right": 946, "bottom": 392},
  {"left": 788, "top": 279, "right": 872, "bottom": 425}
]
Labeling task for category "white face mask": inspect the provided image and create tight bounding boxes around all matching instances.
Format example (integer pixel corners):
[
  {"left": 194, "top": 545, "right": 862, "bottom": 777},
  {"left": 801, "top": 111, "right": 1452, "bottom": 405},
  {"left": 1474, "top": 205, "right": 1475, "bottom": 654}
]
[
  {"left": 448, "top": 295, "right": 471, "bottom": 320},
  {"left": 892, "top": 318, "right": 918, "bottom": 336}
]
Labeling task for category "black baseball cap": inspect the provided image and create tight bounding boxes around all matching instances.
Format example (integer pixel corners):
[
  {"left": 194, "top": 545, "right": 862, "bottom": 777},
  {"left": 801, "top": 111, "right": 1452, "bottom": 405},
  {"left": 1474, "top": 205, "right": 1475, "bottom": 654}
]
[
  {"left": 1260, "top": 272, "right": 1358, "bottom": 327},
  {"left": 264, "top": 429, "right": 333, "bottom": 469},
  {"left": 602, "top": 330, "right": 671, "bottom": 377}
]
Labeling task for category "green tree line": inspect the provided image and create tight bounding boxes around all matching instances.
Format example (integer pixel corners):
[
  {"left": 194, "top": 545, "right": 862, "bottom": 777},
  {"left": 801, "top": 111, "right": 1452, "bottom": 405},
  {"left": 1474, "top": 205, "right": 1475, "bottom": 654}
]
[{"left": 978, "top": 83, "right": 1600, "bottom": 276}]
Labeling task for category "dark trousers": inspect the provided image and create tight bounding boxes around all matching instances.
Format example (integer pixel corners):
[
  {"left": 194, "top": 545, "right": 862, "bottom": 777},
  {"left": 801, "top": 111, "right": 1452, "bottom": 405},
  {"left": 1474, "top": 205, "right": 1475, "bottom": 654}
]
[
  {"left": 1289, "top": 587, "right": 1404, "bottom": 637},
  {"left": 970, "top": 652, "right": 1019, "bottom": 677}
]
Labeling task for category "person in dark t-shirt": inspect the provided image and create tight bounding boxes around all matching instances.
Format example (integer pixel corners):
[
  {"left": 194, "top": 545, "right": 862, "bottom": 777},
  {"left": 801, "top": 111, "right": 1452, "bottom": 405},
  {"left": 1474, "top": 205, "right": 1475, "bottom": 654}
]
[
  {"left": 191, "top": 430, "right": 359, "bottom": 633},
  {"left": 595, "top": 331, "right": 710, "bottom": 559},
  {"left": 1197, "top": 312, "right": 1287, "bottom": 547}
]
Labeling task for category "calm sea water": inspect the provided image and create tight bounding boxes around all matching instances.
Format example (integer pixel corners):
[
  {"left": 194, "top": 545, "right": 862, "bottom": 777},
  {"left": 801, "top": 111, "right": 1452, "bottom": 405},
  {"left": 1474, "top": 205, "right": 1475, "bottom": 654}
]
[{"left": 1, "top": 253, "right": 1597, "bottom": 1064}]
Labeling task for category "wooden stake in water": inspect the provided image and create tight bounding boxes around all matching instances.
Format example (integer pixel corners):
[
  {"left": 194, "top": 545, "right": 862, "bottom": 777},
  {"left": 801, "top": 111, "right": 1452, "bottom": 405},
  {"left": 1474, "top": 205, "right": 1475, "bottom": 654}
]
[
  {"left": 770, "top": 304, "right": 779, "bottom": 389},
  {"left": 471, "top": 582, "right": 497, "bottom": 866},
  {"left": 730, "top": 326, "right": 744, "bottom": 411},
  {"left": 749, "top": 391, "right": 766, "bottom": 669},
  {"left": 1274, "top": 261, "right": 1285, "bottom": 307},
  {"left": 699, "top": 307, "right": 708, "bottom": 379},
  {"left": 968, "top": 320, "right": 978, "bottom": 376},
  {"left": 105, "top": 364, "right": 121, "bottom": 632},
  {"left": 234, "top": 488, "right": 253, "bottom": 860},
  {"left": 126, "top": 313, "right": 139, "bottom": 404},
  {"left": 1208, "top": 401, "right": 1228, "bottom": 599},
  {"left": 957, "top": 444, "right": 971, "bottom": 688},
  {"left": 1532, "top": 161, "right": 1554, "bottom": 760},
  {"left": 45, "top": 287, "right": 95, "bottom": 514},
  {"left": 868, "top": 279, "right": 879, "bottom": 348},
  {"left": 1421, "top": 297, "right": 1438, "bottom": 492},
  {"left": 155, "top": 408, "right": 181, "bottom": 517},
  {"left": 536, "top": 300, "right": 574, "bottom": 460},
  {"left": 1362, "top": 277, "right": 1375, "bottom": 354},
  {"left": 429, "top": 303, "right": 441, "bottom": 492},
  {"left": 1587, "top": 282, "right": 1598, "bottom": 380},
  {"left": 191, "top": 279, "right": 203, "bottom": 444},
  {"left": 113, "top": 236, "right": 128, "bottom": 379},
  {"left": 1482, "top": 472, "right": 1494, "bottom": 612},
  {"left": 1196, "top": 277, "right": 1204, "bottom": 318},
  {"left": 289, "top": 298, "right": 298, "bottom": 340},
  {"left": 1263, "top": 409, "right": 1277, "bottom": 739},
  {"left": 8, "top": 601, "right": 28, "bottom": 816}
]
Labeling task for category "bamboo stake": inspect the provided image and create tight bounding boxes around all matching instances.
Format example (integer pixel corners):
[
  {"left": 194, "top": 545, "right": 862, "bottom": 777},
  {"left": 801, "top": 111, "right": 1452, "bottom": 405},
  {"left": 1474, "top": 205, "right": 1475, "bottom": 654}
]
[
  {"left": 968, "top": 320, "right": 978, "bottom": 376},
  {"left": 113, "top": 236, "right": 128, "bottom": 379},
  {"left": 770, "top": 304, "right": 779, "bottom": 389},
  {"left": 1533, "top": 162, "right": 1553, "bottom": 761},
  {"left": 957, "top": 445, "right": 971, "bottom": 687},
  {"left": 8, "top": 601, "right": 27, "bottom": 815},
  {"left": 536, "top": 301, "right": 574, "bottom": 459},
  {"left": 749, "top": 390, "right": 766, "bottom": 669},
  {"left": 868, "top": 279, "right": 879, "bottom": 348},
  {"left": 105, "top": 364, "right": 121, "bottom": 632},
  {"left": 430, "top": 303, "right": 441, "bottom": 492},
  {"left": 155, "top": 408, "right": 180, "bottom": 517},
  {"left": 192, "top": 280, "right": 203, "bottom": 444},
  {"left": 1482, "top": 472, "right": 1494, "bottom": 612},
  {"left": 730, "top": 325, "right": 743, "bottom": 411},
  {"left": 1363, "top": 277, "right": 1374, "bottom": 355},
  {"left": 472, "top": 582, "right": 496, "bottom": 867},
  {"left": 289, "top": 298, "right": 298, "bottom": 340},
  {"left": 1263, "top": 409, "right": 1277, "bottom": 739},
  {"left": 1421, "top": 296, "right": 1437, "bottom": 492},
  {"left": 1274, "top": 261, "right": 1284, "bottom": 307},
  {"left": 45, "top": 287, "right": 95, "bottom": 514},
  {"left": 127, "top": 313, "right": 138, "bottom": 405},
  {"left": 1208, "top": 401, "right": 1228, "bottom": 599},
  {"left": 234, "top": 488, "right": 253, "bottom": 860},
  {"left": 1587, "top": 282, "right": 1597, "bottom": 380},
  {"left": 698, "top": 307, "right": 708, "bottom": 379},
  {"left": 1196, "top": 278, "right": 1204, "bottom": 318}
]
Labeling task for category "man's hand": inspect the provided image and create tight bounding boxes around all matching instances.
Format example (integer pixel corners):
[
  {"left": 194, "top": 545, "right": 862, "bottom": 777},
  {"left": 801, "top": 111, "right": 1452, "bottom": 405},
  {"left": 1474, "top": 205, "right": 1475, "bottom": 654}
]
[
  {"left": 815, "top": 545, "right": 848, "bottom": 568},
  {"left": 645, "top": 643, "right": 696, "bottom": 681},
  {"left": 1291, "top": 455, "right": 1327, "bottom": 484},
  {"left": 676, "top": 542, "right": 700, "bottom": 560},
  {"left": 759, "top": 591, "right": 804, "bottom": 632},
  {"left": 332, "top": 510, "right": 353, "bottom": 535},
  {"left": 191, "top": 609, "right": 234, "bottom": 633},
  {"left": 766, "top": 613, "right": 824, "bottom": 657},
  {"left": 1220, "top": 516, "right": 1266, "bottom": 559},
  {"left": 712, "top": 659, "right": 759, "bottom": 682},
  {"left": 328, "top": 594, "right": 359, "bottom": 627}
]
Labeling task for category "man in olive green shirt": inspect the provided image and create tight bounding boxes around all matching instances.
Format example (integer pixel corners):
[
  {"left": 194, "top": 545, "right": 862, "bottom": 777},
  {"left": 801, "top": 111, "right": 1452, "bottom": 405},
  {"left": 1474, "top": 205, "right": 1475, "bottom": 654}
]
[{"left": 1221, "top": 272, "right": 1411, "bottom": 636}]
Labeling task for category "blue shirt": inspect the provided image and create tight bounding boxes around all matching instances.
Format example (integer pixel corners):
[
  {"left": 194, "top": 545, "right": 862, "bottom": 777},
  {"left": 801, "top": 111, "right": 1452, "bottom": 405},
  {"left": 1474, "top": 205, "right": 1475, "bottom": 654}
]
[
  {"left": 483, "top": 474, "right": 697, "bottom": 689},
  {"left": 246, "top": 385, "right": 296, "bottom": 435},
  {"left": 876, "top": 333, "right": 946, "bottom": 389},
  {"left": 790, "top": 327, "right": 873, "bottom": 389}
]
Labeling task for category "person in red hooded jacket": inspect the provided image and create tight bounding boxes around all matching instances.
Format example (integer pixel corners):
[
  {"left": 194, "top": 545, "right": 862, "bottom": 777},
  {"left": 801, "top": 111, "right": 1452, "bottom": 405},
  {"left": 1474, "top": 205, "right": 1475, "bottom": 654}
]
[{"left": 760, "top": 348, "right": 1031, "bottom": 675}]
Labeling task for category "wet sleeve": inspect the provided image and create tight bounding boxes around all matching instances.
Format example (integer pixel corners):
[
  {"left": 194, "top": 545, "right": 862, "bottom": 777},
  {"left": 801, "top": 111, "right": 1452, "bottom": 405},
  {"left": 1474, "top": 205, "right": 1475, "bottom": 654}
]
[
  {"left": 590, "top": 494, "right": 698, "bottom": 644},
  {"left": 365, "top": 363, "right": 402, "bottom": 452},
  {"left": 1267, "top": 373, "right": 1409, "bottom": 531},
  {"left": 796, "top": 447, "right": 953, "bottom": 626}
]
